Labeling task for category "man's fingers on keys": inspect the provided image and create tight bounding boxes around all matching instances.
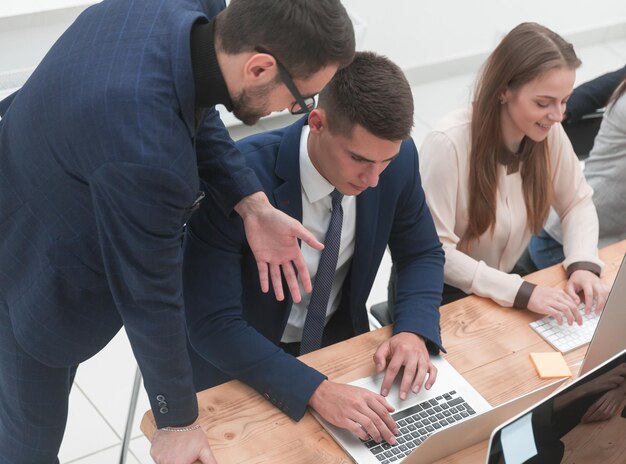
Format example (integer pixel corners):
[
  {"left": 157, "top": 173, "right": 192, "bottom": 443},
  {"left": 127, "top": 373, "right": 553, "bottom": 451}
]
[
  {"left": 419, "top": 361, "right": 438, "bottom": 391},
  {"left": 398, "top": 358, "right": 418, "bottom": 400},
  {"left": 353, "top": 409, "right": 393, "bottom": 444},
  {"left": 348, "top": 416, "right": 371, "bottom": 442},
  {"left": 370, "top": 396, "right": 397, "bottom": 432},
  {"left": 367, "top": 398, "right": 398, "bottom": 441},
  {"left": 408, "top": 359, "right": 428, "bottom": 394},
  {"left": 380, "top": 356, "right": 404, "bottom": 397}
]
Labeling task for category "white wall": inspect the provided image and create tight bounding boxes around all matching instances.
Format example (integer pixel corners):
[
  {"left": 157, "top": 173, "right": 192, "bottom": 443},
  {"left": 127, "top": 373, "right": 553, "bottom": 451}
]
[
  {"left": 344, "top": 0, "right": 626, "bottom": 69},
  {"left": 0, "top": 6, "right": 89, "bottom": 72},
  {"left": 3, "top": 1, "right": 626, "bottom": 71},
  {"left": 1, "top": 1, "right": 625, "bottom": 97}
]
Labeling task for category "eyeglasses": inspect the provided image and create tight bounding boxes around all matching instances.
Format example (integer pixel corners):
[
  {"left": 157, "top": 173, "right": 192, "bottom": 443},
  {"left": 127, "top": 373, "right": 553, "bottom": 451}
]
[{"left": 257, "top": 47, "right": 316, "bottom": 115}]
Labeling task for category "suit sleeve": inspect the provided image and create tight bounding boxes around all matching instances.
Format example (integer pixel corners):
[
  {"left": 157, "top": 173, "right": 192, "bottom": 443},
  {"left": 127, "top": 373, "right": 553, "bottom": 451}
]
[
  {"left": 195, "top": 107, "right": 263, "bottom": 216},
  {"left": 183, "top": 192, "right": 325, "bottom": 421},
  {"left": 388, "top": 140, "right": 445, "bottom": 353},
  {"left": 566, "top": 65, "right": 626, "bottom": 122},
  {"left": 90, "top": 162, "right": 198, "bottom": 428}
]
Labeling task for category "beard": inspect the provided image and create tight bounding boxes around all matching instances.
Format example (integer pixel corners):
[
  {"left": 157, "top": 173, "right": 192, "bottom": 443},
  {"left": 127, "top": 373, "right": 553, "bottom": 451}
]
[{"left": 231, "top": 80, "right": 278, "bottom": 126}]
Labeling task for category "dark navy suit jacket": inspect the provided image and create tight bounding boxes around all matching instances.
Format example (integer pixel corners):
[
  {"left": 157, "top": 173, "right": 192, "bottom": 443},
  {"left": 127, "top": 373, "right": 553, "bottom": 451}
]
[
  {"left": 184, "top": 117, "right": 445, "bottom": 421},
  {"left": 0, "top": 0, "right": 258, "bottom": 428}
]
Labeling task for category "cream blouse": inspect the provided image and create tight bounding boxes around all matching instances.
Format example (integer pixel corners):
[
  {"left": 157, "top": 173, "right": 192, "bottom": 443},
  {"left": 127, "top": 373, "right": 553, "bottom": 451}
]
[{"left": 419, "top": 108, "right": 602, "bottom": 307}]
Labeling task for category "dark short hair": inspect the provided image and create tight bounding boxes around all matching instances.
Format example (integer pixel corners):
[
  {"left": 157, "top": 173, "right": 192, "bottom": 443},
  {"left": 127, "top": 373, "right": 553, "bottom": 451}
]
[
  {"left": 318, "top": 51, "right": 414, "bottom": 141},
  {"left": 215, "top": 0, "right": 355, "bottom": 79}
]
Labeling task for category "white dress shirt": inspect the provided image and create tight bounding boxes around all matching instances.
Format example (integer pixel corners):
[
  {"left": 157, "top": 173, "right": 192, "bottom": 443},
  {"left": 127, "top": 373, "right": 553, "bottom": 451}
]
[{"left": 281, "top": 125, "right": 357, "bottom": 343}]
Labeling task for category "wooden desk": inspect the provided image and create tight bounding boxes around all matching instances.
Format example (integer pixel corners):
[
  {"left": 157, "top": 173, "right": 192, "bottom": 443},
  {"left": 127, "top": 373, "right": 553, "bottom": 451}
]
[{"left": 141, "top": 240, "right": 626, "bottom": 463}]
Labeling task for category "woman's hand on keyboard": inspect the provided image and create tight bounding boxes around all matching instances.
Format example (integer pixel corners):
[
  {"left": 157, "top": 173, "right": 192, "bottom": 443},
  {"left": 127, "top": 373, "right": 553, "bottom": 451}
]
[
  {"left": 527, "top": 285, "right": 581, "bottom": 325},
  {"left": 565, "top": 270, "right": 610, "bottom": 315}
]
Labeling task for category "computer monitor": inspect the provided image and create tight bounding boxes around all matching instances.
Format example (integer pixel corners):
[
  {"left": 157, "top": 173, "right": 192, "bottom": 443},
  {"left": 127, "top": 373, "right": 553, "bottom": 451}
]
[
  {"left": 579, "top": 254, "right": 626, "bottom": 376},
  {"left": 486, "top": 346, "right": 626, "bottom": 464}
]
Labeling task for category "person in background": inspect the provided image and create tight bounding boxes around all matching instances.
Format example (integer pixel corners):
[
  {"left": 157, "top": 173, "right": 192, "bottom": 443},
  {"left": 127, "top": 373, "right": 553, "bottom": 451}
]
[
  {"left": 184, "top": 52, "right": 444, "bottom": 445},
  {"left": 563, "top": 65, "right": 626, "bottom": 123},
  {"left": 0, "top": 0, "right": 354, "bottom": 463},
  {"left": 529, "top": 70, "right": 626, "bottom": 269},
  {"left": 418, "top": 22, "right": 609, "bottom": 326}
]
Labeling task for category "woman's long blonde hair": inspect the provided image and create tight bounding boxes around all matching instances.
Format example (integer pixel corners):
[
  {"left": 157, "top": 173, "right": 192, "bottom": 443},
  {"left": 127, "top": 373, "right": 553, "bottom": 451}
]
[{"left": 460, "top": 22, "right": 581, "bottom": 252}]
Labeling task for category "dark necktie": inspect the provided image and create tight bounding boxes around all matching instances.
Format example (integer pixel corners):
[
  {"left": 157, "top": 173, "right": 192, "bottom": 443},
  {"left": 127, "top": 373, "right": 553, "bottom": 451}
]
[{"left": 300, "top": 189, "right": 344, "bottom": 355}]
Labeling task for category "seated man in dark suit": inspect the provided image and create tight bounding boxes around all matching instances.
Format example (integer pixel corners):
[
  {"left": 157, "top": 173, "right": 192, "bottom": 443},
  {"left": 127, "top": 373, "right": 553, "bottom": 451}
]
[{"left": 183, "top": 52, "right": 445, "bottom": 445}]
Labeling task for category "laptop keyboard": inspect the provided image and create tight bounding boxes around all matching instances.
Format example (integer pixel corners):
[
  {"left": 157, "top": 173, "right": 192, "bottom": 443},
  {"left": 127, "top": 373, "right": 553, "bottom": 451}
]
[
  {"left": 529, "top": 306, "right": 599, "bottom": 353},
  {"left": 363, "top": 390, "right": 475, "bottom": 463}
]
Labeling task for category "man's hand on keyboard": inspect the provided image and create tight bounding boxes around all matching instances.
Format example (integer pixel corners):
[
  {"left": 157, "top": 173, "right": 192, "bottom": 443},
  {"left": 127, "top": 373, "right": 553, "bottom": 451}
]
[
  {"left": 308, "top": 380, "right": 398, "bottom": 444},
  {"left": 565, "top": 270, "right": 610, "bottom": 315},
  {"left": 374, "top": 333, "right": 437, "bottom": 401},
  {"left": 527, "top": 285, "right": 581, "bottom": 325}
]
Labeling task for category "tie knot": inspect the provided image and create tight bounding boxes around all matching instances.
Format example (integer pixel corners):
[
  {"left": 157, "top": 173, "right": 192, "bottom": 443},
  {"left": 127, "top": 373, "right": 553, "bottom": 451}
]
[{"left": 330, "top": 189, "right": 343, "bottom": 208}]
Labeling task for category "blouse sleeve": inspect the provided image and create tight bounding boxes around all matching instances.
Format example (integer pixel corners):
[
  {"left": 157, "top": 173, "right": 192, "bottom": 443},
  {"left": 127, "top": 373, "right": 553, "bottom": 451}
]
[
  {"left": 549, "top": 124, "right": 603, "bottom": 274},
  {"left": 420, "top": 130, "right": 526, "bottom": 307}
]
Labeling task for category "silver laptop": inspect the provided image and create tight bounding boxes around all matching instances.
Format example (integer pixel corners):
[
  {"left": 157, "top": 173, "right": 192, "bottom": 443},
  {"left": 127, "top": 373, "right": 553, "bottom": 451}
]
[
  {"left": 579, "top": 254, "right": 626, "bottom": 376},
  {"left": 486, "top": 346, "right": 626, "bottom": 464},
  {"left": 313, "top": 354, "right": 492, "bottom": 464},
  {"left": 403, "top": 379, "right": 565, "bottom": 464}
]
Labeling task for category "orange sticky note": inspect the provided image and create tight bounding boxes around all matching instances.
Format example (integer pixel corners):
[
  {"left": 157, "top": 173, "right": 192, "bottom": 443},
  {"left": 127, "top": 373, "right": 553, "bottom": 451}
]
[{"left": 529, "top": 352, "right": 572, "bottom": 379}]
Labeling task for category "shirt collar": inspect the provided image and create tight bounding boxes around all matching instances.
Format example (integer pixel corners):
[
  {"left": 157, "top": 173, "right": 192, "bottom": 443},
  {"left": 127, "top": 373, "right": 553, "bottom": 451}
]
[
  {"left": 299, "top": 125, "right": 336, "bottom": 205},
  {"left": 498, "top": 137, "right": 530, "bottom": 173},
  {"left": 190, "top": 19, "right": 233, "bottom": 110}
]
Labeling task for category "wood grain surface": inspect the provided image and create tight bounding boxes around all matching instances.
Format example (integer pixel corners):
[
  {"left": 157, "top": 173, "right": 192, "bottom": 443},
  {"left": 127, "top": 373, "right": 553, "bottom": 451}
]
[{"left": 141, "top": 240, "right": 626, "bottom": 463}]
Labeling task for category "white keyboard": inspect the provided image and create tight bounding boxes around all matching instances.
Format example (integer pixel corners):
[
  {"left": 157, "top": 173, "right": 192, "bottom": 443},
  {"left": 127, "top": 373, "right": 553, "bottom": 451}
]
[{"left": 529, "top": 307, "right": 600, "bottom": 353}]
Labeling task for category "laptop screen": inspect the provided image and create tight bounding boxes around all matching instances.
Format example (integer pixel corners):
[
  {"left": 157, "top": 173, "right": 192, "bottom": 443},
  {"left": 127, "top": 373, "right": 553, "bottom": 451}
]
[
  {"left": 487, "top": 347, "right": 626, "bottom": 464},
  {"left": 580, "top": 255, "right": 626, "bottom": 376}
]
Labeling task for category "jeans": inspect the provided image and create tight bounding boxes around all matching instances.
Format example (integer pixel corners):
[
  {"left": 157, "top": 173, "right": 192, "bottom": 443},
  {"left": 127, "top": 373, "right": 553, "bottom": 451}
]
[{"left": 528, "top": 229, "right": 566, "bottom": 270}]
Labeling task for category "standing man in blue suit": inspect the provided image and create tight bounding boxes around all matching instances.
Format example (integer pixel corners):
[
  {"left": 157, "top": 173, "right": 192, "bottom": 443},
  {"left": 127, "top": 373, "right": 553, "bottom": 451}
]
[
  {"left": 184, "top": 52, "right": 445, "bottom": 446},
  {"left": 0, "top": 0, "right": 354, "bottom": 463}
]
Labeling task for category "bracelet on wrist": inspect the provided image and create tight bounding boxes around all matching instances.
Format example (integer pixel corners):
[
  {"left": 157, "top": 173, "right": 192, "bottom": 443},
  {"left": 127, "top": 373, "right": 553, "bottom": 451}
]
[{"left": 160, "top": 424, "right": 201, "bottom": 433}]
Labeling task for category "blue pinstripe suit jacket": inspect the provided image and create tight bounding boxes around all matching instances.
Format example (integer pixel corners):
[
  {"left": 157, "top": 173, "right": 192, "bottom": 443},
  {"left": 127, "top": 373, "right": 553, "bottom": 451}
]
[
  {"left": 184, "top": 118, "right": 445, "bottom": 421},
  {"left": 0, "top": 0, "right": 257, "bottom": 427}
]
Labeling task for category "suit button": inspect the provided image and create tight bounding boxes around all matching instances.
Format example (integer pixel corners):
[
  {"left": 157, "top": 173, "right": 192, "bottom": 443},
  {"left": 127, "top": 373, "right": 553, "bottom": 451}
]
[
  {"left": 158, "top": 401, "right": 167, "bottom": 407},
  {"left": 263, "top": 393, "right": 270, "bottom": 400},
  {"left": 159, "top": 407, "right": 169, "bottom": 414},
  {"left": 156, "top": 394, "right": 166, "bottom": 402}
]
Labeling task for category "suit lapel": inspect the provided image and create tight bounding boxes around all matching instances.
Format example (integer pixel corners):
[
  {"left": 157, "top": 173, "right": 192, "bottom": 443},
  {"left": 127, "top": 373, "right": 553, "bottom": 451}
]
[
  {"left": 271, "top": 117, "right": 308, "bottom": 313},
  {"left": 273, "top": 118, "right": 307, "bottom": 223}
]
